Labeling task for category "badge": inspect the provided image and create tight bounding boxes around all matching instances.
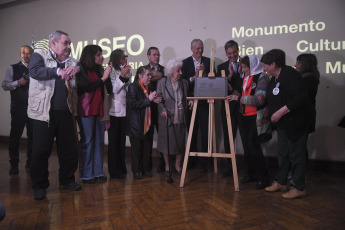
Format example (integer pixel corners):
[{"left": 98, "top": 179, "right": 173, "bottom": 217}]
[
  {"left": 273, "top": 82, "right": 280, "bottom": 95},
  {"left": 251, "top": 82, "right": 256, "bottom": 89}
]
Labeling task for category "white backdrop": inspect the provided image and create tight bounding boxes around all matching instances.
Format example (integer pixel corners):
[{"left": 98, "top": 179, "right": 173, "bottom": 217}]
[{"left": 0, "top": 0, "right": 344, "bottom": 161}]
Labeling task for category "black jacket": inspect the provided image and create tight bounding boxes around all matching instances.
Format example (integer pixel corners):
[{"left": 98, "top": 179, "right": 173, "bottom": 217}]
[
  {"left": 126, "top": 80, "right": 154, "bottom": 139},
  {"left": 267, "top": 66, "right": 312, "bottom": 141}
]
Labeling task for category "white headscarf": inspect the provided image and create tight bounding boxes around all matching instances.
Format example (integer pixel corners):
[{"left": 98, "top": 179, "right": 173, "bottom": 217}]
[{"left": 249, "top": 55, "right": 263, "bottom": 76}]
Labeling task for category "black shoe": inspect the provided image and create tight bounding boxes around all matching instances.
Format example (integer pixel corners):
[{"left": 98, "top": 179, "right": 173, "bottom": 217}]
[
  {"left": 133, "top": 172, "right": 142, "bottom": 180},
  {"left": 165, "top": 171, "right": 171, "bottom": 177},
  {"left": 222, "top": 170, "right": 233, "bottom": 177},
  {"left": 9, "top": 166, "right": 19, "bottom": 175},
  {"left": 60, "top": 182, "right": 82, "bottom": 191},
  {"left": 144, "top": 171, "right": 152, "bottom": 177},
  {"left": 199, "top": 168, "right": 207, "bottom": 173},
  {"left": 110, "top": 174, "right": 124, "bottom": 179},
  {"left": 82, "top": 179, "right": 95, "bottom": 184},
  {"left": 95, "top": 176, "right": 107, "bottom": 182},
  {"left": 34, "top": 189, "right": 46, "bottom": 200},
  {"left": 176, "top": 169, "right": 182, "bottom": 175},
  {"left": 240, "top": 175, "right": 257, "bottom": 183},
  {"left": 25, "top": 161, "right": 31, "bottom": 169},
  {"left": 255, "top": 180, "right": 270, "bottom": 190}
]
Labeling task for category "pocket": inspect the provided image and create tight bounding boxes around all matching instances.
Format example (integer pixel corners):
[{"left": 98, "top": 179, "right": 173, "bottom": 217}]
[{"left": 29, "top": 95, "right": 45, "bottom": 114}]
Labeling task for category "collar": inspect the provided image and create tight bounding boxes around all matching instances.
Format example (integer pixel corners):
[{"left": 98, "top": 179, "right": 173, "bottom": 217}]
[{"left": 49, "top": 49, "right": 71, "bottom": 64}]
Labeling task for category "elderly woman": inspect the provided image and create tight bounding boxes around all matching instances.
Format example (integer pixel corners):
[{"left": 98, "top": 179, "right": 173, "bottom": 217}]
[
  {"left": 127, "top": 66, "right": 161, "bottom": 179},
  {"left": 261, "top": 49, "right": 312, "bottom": 199},
  {"left": 228, "top": 55, "right": 270, "bottom": 189},
  {"left": 156, "top": 59, "right": 192, "bottom": 176},
  {"left": 107, "top": 49, "right": 131, "bottom": 179},
  {"left": 77, "top": 45, "right": 112, "bottom": 184}
]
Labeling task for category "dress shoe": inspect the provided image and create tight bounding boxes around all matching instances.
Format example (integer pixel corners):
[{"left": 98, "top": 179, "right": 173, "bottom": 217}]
[
  {"left": 240, "top": 175, "right": 257, "bottom": 183},
  {"left": 34, "top": 189, "right": 46, "bottom": 200},
  {"left": 60, "top": 182, "right": 82, "bottom": 191},
  {"left": 199, "top": 167, "right": 207, "bottom": 173},
  {"left": 82, "top": 179, "right": 95, "bottom": 184},
  {"left": 111, "top": 174, "right": 124, "bottom": 179},
  {"left": 165, "top": 171, "right": 171, "bottom": 177},
  {"left": 133, "top": 172, "right": 142, "bottom": 180},
  {"left": 255, "top": 180, "right": 270, "bottom": 190},
  {"left": 144, "top": 171, "right": 152, "bottom": 177},
  {"left": 9, "top": 166, "right": 19, "bottom": 175},
  {"left": 25, "top": 161, "right": 31, "bottom": 170},
  {"left": 282, "top": 188, "right": 306, "bottom": 199},
  {"left": 265, "top": 181, "right": 288, "bottom": 192},
  {"left": 95, "top": 176, "right": 107, "bottom": 182}
]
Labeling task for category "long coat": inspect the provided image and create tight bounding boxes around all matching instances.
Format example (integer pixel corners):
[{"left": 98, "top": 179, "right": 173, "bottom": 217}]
[{"left": 156, "top": 77, "right": 189, "bottom": 154}]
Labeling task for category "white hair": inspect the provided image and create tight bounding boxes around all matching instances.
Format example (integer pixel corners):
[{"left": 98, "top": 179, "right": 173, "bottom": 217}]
[{"left": 165, "top": 58, "right": 183, "bottom": 77}]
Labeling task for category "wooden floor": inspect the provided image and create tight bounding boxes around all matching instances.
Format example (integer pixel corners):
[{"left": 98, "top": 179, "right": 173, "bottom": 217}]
[{"left": 0, "top": 141, "right": 345, "bottom": 230}]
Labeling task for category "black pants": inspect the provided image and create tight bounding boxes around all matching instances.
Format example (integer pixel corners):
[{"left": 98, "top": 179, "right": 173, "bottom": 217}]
[
  {"left": 31, "top": 110, "right": 78, "bottom": 190},
  {"left": 276, "top": 128, "right": 307, "bottom": 191},
  {"left": 108, "top": 116, "right": 127, "bottom": 177},
  {"left": 9, "top": 107, "right": 33, "bottom": 166},
  {"left": 238, "top": 114, "right": 269, "bottom": 181},
  {"left": 130, "top": 136, "right": 153, "bottom": 174}
]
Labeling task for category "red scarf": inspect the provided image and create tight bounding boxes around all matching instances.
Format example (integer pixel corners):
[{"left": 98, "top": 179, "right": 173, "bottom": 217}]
[
  {"left": 139, "top": 79, "right": 151, "bottom": 134},
  {"left": 77, "top": 71, "right": 103, "bottom": 117}
]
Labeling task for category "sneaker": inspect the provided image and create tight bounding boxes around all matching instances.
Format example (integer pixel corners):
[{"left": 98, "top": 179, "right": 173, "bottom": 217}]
[
  {"left": 60, "top": 182, "right": 81, "bottom": 191},
  {"left": 265, "top": 181, "right": 288, "bottom": 192},
  {"left": 34, "top": 189, "right": 46, "bottom": 200},
  {"left": 9, "top": 166, "right": 19, "bottom": 175},
  {"left": 282, "top": 187, "right": 306, "bottom": 199}
]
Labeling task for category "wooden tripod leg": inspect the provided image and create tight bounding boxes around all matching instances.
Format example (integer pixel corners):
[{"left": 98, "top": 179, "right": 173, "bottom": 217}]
[
  {"left": 224, "top": 99, "right": 239, "bottom": 191},
  {"left": 180, "top": 99, "right": 198, "bottom": 188},
  {"left": 212, "top": 101, "right": 217, "bottom": 173}
]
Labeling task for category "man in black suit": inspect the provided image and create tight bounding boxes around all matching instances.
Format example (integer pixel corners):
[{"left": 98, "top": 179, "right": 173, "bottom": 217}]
[
  {"left": 181, "top": 39, "right": 212, "bottom": 172},
  {"left": 145, "top": 47, "right": 166, "bottom": 172},
  {"left": 216, "top": 40, "right": 243, "bottom": 177}
]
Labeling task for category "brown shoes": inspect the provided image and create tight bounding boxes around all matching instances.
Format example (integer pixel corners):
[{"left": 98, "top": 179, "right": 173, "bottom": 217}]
[
  {"left": 282, "top": 187, "right": 306, "bottom": 199},
  {"left": 265, "top": 181, "right": 288, "bottom": 192}
]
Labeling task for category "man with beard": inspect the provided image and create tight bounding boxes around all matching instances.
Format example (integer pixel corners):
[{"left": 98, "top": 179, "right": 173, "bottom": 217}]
[{"left": 28, "top": 30, "right": 88, "bottom": 200}]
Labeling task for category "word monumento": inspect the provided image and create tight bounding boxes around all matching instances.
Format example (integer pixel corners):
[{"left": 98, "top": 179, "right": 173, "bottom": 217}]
[{"left": 232, "top": 20, "right": 325, "bottom": 38}]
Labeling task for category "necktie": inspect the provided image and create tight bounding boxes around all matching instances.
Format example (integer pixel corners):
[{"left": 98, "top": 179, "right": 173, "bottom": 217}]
[{"left": 232, "top": 62, "right": 238, "bottom": 73}]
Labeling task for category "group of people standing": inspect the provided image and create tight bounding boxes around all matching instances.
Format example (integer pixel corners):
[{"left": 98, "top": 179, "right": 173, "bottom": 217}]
[{"left": 2, "top": 30, "right": 319, "bottom": 201}]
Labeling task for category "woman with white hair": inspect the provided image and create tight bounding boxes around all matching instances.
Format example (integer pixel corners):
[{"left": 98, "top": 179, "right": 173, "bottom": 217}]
[
  {"left": 228, "top": 55, "right": 270, "bottom": 189},
  {"left": 156, "top": 59, "right": 193, "bottom": 176}
]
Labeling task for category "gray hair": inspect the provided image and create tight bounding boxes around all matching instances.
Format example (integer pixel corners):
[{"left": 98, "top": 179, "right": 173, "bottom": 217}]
[
  {"left": 165, "top": 58, "right": 183, "bottom": 77},
  {"left": 191, "top": 39, "right": 203, "bottom": 48},
  {"left": 49, "top": 30, "right": 69, "bottom": 47}
]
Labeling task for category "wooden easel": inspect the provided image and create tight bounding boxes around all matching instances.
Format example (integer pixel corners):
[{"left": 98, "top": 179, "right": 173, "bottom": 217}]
[{"left": 179, "top": 45, "right": 239, "bottom": 191}]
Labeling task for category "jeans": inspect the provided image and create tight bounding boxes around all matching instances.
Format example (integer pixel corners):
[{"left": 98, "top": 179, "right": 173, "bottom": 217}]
[{"left": 79, "top": 116, "right": 105, "bottom": 180}]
